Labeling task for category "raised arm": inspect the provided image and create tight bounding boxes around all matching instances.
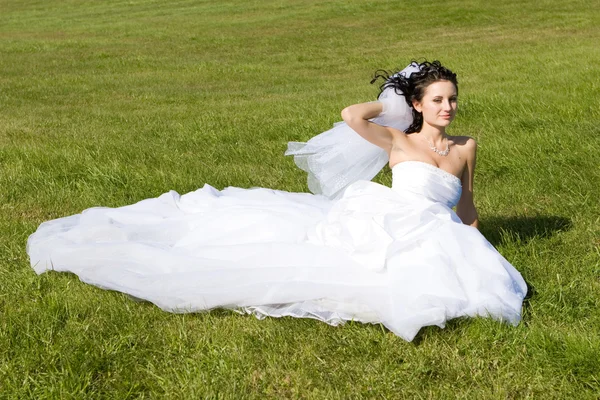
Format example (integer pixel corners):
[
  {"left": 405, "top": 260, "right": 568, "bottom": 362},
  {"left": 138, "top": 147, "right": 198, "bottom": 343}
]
[
  {"left": 341, "top": 102, "right": 394, "bottom": 153},
  {"left": 456, "top": 137, "right": 479, "bottom": 229}
]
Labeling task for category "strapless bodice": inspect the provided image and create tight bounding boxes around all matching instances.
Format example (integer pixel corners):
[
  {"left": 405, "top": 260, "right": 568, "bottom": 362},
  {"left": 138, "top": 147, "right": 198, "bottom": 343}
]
[{"left": 391, "top": 161, "right": 462, "bottom": 208}]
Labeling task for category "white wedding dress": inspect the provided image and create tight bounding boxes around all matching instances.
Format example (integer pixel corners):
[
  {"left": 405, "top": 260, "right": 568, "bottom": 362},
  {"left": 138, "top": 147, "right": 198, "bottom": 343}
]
[{"left": 27, "top": 159, "right": 528, "bottom": 341}]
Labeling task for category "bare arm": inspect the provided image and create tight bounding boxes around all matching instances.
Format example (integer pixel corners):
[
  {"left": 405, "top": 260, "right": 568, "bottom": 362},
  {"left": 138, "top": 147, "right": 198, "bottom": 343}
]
[
  {"left": 341, "top": 102, "right": 394, "bottom": 153},
  {"left": 456, "top": 138, "right": 479, "bottom": 229}
]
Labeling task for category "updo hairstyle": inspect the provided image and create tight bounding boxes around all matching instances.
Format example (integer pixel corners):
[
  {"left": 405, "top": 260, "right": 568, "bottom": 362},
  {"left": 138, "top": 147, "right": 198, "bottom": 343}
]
[{"left": 371, "top": 60, "right": 458, "bottom": 133}]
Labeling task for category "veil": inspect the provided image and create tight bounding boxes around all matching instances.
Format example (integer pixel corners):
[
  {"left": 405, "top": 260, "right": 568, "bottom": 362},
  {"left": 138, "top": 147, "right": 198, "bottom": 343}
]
[{"left": 285, "top": 62, "right": 421, "bottom": 199}]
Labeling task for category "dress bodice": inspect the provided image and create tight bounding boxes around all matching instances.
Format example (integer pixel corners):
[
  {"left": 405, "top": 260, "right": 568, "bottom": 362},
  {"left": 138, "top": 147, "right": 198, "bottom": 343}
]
[{"left": 391, "top": 161, "right": 462, "bottom": 208}]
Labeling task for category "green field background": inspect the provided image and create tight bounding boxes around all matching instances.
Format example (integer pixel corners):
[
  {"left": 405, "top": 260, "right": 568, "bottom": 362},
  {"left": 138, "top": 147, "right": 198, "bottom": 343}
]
[{"left": 1, "top": 0, "right": 599, "bottom": 398}]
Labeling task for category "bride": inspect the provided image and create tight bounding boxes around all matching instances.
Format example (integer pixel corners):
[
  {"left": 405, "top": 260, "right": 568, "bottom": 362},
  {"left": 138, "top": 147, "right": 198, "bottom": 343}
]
[{"left": 27, "top": 60, "right": 527, "bottom": 342}]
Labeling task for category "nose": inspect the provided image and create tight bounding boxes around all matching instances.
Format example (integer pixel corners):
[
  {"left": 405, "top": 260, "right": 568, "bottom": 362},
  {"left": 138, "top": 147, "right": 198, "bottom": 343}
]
[{"left": 442, "top": 100, "right": 452, "bottom": 111}]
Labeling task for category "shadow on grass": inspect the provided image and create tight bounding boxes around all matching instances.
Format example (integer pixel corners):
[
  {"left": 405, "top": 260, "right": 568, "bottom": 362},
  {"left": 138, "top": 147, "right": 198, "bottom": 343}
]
[
  {"left": 480, "top": 215, "right": 572, "bottom": 247},
  {"left": 476, "top": 215, "right": 556, "bottom": 330},
  {"left": 409, "top": 318, "right": 470, "bottom": 345}
]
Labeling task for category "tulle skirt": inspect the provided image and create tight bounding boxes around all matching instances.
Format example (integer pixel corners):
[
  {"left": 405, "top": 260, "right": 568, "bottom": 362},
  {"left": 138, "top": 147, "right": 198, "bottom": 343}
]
[{"left": 27, "top": 180, "right": 527, "bottom": 341}]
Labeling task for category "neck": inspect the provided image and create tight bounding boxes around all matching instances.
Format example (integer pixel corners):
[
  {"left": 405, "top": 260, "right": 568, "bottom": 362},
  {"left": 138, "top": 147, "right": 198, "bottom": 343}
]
[{"left": 417, "top": 123, "right": 447, "bottom": 146}]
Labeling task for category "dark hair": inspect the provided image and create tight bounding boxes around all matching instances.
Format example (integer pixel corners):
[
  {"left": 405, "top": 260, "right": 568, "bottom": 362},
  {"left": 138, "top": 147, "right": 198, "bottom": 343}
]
[{"left": 371, "top": 60, "right": 458, "bottom": 133}]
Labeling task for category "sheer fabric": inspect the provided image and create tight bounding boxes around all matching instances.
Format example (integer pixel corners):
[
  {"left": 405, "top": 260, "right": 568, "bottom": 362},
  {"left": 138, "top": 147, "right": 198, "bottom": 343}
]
[{"left": 286, "top": 62, "right": 419, "bottom": 199}]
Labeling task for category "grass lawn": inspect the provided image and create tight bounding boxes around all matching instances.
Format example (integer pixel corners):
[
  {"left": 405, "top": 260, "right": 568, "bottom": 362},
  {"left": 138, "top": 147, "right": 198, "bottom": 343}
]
[{"left": 1, "top": 0, "right": 599, "bottom": 398}]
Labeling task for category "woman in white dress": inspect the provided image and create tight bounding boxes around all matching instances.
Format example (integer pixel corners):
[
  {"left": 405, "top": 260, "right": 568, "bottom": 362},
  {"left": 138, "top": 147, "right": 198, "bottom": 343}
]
[{"left": 27, "top": 60, "right": 527, "bottom": 342}]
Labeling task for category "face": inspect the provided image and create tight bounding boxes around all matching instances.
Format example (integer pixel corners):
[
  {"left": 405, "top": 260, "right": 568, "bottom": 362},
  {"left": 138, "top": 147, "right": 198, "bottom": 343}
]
[{"left": 412, "top": 80, "right": 458, "bottom": 129}]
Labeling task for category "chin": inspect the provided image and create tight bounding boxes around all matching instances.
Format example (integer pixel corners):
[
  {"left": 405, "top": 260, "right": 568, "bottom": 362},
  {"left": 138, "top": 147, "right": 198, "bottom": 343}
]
[{"left": 433, "top": 120, "right": 452, "bottom": 129}]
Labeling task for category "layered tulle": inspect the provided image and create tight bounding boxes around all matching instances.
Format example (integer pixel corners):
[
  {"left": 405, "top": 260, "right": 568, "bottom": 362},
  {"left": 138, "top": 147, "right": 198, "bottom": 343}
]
[{"left": 27, "top": 161, "right": 527, "bottom": 341}]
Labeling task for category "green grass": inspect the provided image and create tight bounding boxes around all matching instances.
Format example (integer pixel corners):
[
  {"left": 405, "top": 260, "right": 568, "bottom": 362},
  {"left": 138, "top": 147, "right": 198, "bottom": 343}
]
[{"left": 1, "top": 0, "right": 599, "bottom": 397}]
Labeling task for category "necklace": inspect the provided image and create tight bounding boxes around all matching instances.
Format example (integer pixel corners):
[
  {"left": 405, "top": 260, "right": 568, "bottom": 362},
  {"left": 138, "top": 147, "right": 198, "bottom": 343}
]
[{"left": 424, "top": 137, "right": 450, "bottom": 156}]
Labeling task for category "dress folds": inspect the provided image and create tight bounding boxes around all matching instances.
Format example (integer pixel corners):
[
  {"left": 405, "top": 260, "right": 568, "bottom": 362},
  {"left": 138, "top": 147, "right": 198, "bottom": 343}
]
[{"left": 27, "top": 160, "right": 527, "bottom": 341}]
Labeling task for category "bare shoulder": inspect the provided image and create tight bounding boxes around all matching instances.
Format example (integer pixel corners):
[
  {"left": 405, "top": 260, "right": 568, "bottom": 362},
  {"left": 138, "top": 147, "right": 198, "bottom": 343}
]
[{"left": 452, "top": 135, "right": 477, "bottom": 160}]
